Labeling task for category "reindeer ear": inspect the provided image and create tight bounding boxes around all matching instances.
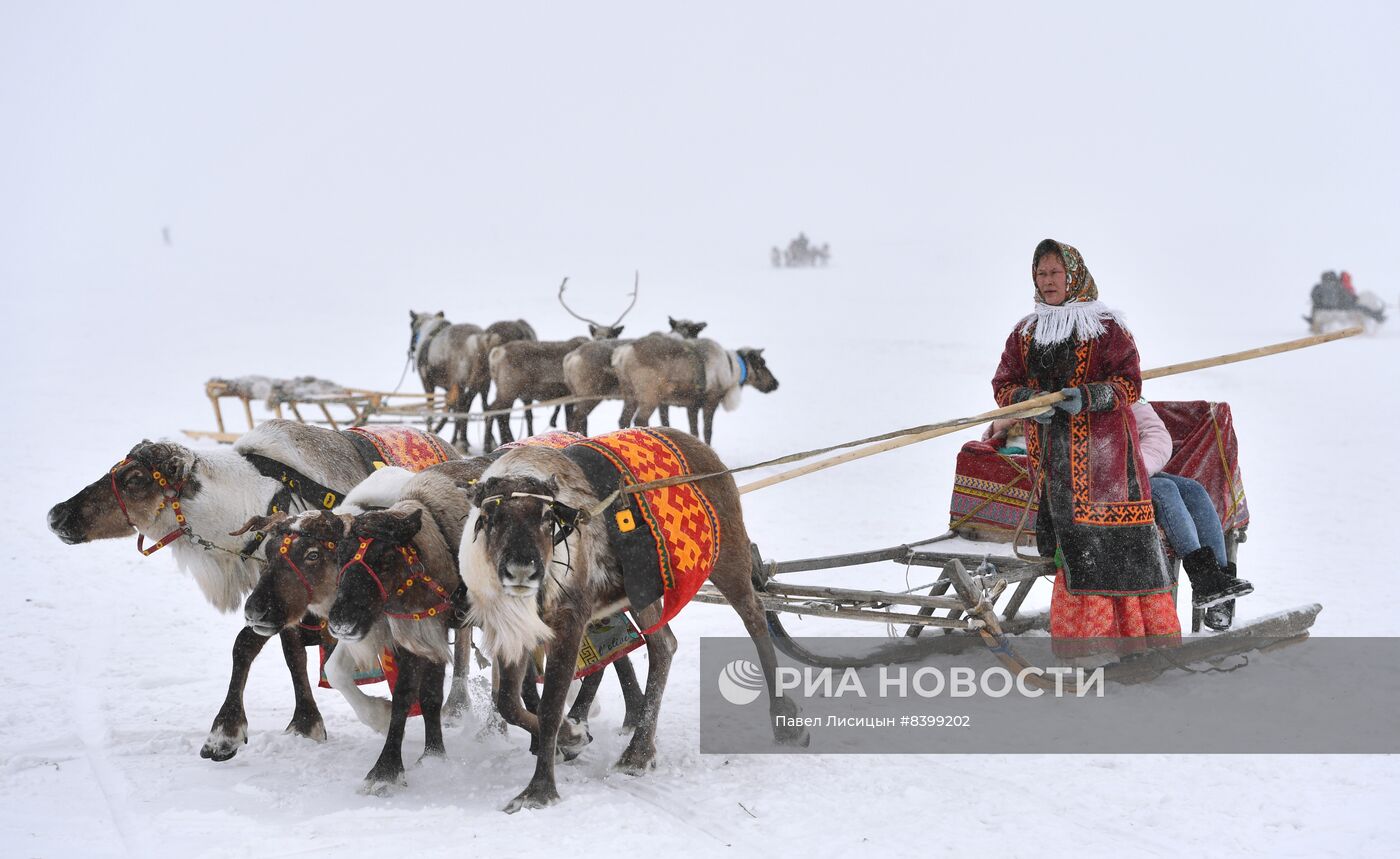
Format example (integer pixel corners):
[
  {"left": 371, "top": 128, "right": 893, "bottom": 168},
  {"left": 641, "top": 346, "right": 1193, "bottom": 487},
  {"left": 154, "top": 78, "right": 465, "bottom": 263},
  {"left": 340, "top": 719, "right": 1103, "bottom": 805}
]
[
  {"left": 614, "top": 325, "right": 624, "bottom": 336},
  {"left": 148, "top": 443, "right": 192, "bottom": 482},
  {"left": 315, "top": 510, "right": 345, "bottom": 539},
  {"left": 546, "top": 475, "right": 560, "bottom": 495},
  {"left": 352, "top": 508, "right": 423, "bottom": 544},
  {"left": 588, "top": 323, "right": 601, "bottom": 338},
  {"left": 436, "top": 311, "right": 445, "bottom": 318},
  {"left": 668, "top": 316, "right": 677, "bottom": 326},
  {"left": 694, "top": 321, "right": 707, "bottom": 333},
  {"left": 466, "top": 482, "right": 488, "bottom": 508}
]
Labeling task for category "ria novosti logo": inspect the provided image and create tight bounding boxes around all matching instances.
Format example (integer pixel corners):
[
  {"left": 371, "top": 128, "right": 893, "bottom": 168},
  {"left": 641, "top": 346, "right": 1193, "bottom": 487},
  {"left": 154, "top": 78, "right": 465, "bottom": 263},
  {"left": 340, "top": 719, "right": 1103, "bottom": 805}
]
[{"left": 717, "top": 659, "right": 764, "bottom": 705}]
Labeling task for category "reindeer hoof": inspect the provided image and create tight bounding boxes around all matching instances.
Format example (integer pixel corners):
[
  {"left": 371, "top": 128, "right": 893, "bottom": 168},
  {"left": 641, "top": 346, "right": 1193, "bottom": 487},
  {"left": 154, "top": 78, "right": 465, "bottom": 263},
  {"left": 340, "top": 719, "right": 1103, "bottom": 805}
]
[
  {"left": 444, "top": 685, "right": 469, "bottom": 722},
  {"left": 558, "top": 718, "right": 592, "bottom": 762},
  {"left": 503, "top": 785, "right": 561, "bottom": 813},
  {"left": 359, "top": 776, "right": 406, "bottom": 797},
  {"left": 777, "top": 726, "right": 811, "bottom": 748},
  {"left": 614, "top": 748, "right": 657, "bottom": 775},
  {"left": 200, "top": 725, "right": 247, "bottom": 761},
  {"left": 285, "top": 716, "right": 327, "bottom": 743}
]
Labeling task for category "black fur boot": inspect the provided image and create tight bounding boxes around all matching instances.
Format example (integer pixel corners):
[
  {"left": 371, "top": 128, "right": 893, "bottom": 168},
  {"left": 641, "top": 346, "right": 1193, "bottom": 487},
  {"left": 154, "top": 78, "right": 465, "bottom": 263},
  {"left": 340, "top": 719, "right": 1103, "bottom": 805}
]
[{"left": 1182, "top": 548, "right": 1253, "bottom": 610}]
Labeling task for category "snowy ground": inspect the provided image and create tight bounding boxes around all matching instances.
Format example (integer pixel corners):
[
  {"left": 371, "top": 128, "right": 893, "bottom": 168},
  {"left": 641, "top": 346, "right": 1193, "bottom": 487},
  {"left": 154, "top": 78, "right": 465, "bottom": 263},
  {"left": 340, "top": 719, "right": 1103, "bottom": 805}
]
[{"left": 5, "top": 3, "right": 1399, "bottom": 857}]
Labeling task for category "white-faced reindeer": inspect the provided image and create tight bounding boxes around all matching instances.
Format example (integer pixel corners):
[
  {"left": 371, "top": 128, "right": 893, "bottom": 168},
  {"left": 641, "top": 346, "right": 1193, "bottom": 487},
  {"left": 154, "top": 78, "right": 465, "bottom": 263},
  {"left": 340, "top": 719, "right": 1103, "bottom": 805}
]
[
  {"left": 561, "top": 316, "right": 708, "bottom": 435},
  {"left": 460, "top": 428, "right": 809, "bottom": 813},
  {"left": 482, "top": 276, "right": 638, "bottom": 449},
  {"left": 45, "top": 421, "right": 459, "bottom": 761},
  {"left": 408, "top": 310, "right": 484, "bottom": 450},
  {"left": 613, "top": 334, "right": 778, "bottom": 444}
]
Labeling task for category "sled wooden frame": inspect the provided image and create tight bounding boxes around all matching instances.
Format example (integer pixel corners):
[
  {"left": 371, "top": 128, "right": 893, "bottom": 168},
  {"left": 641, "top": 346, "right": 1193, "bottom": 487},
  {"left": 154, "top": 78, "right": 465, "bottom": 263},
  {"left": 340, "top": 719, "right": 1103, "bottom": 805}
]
[
  {"left": 690, "top": 536, "right": 1321, "bottom": 684},
  {"left": 191, "top": 380, "right": 606, "bottom": 444}
]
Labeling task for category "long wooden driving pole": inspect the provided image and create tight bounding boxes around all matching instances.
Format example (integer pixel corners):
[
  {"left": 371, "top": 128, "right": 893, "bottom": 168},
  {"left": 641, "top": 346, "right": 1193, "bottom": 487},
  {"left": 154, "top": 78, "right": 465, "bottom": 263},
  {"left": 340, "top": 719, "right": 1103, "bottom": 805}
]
[{"left": 737, "top": 326, "right": 1362, "bottom": 495}]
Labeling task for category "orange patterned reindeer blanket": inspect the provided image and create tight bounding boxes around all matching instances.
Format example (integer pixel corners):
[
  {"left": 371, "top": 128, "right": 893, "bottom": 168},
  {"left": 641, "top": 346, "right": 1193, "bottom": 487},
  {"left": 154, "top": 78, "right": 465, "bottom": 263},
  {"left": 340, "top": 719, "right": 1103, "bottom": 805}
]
[{"left": 566, "top": 428, "right": 721, "bottom": 634}]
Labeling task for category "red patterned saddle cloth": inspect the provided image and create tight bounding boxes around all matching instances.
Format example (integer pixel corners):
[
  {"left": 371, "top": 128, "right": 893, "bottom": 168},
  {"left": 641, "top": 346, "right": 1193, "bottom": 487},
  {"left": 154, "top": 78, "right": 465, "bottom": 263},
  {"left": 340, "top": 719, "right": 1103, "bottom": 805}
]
[
  {"left": 343, "top": 425, "right": 455, "bottom": 471},
  {"left": 564, "top": 428, "right": 722, "bottom": 635}
]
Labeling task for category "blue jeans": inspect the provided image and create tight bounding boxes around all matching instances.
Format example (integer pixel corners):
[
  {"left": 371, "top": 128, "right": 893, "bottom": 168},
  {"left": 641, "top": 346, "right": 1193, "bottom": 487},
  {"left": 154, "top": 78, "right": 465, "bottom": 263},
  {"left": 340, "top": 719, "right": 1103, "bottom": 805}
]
[{"left": 1150, "top": 473, "right": 1227, "bottom": 567}]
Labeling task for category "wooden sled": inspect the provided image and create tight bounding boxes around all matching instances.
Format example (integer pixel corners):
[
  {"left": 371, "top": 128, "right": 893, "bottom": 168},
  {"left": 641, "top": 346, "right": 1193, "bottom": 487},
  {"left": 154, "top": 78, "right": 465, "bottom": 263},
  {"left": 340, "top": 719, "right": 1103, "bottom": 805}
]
[{"left": 691, "top": 540, "right": 1322, "bottom": 685}]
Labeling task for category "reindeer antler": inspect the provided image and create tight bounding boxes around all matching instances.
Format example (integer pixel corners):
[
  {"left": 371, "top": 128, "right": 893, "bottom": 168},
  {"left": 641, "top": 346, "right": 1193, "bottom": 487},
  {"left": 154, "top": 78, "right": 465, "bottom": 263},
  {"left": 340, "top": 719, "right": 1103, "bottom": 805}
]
[
  {"left": 557, "top": 272, "right": 642, "bottom": 329},
  {"left": 612, "top": 270, "right": 640, "bottom": 327},
  {"left": 557, "top": 277, "right": 604, "bottom": 328}
]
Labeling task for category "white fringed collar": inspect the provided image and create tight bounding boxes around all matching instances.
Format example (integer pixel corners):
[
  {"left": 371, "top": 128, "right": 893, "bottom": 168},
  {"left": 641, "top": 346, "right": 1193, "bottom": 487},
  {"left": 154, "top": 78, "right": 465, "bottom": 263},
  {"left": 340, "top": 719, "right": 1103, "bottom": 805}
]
[{"left": 1018, "top": 300, "right": 1126, "bottom": 346}]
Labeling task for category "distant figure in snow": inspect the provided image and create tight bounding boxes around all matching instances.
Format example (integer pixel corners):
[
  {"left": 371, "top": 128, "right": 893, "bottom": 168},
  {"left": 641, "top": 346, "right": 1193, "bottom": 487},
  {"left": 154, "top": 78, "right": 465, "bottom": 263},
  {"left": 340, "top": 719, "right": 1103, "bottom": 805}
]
[
  {"left": 1305, "top": 269, "right": 1387, "bottom": 333},
  {"left": 771, "top": 246, "right": 782, "bottom": 268}
]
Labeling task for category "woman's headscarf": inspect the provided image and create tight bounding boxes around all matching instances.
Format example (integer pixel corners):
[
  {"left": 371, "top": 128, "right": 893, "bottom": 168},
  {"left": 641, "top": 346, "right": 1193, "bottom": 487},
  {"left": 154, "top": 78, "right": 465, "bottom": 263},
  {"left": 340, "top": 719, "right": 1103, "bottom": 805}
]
[
  {"left": 1021, "top": 238, "right": 1121, "bottom": 345},
  {"left": 1032, "top": 238, "right": 1098, "bottom": 304}
]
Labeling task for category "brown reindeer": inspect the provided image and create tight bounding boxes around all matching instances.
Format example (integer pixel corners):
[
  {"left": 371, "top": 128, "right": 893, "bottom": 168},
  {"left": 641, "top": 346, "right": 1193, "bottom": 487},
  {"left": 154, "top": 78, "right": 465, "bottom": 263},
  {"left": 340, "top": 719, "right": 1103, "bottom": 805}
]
[
  {"left": 460, "top": 428, "right": 809, "bottom": 812},
  {"left": 613, "top": 335, "right": 778, "bottom": 443},
  {"left": 481, "top": 276, "right": 638, "bottom": 449},
  {"left": 462, "top": 320, "right": 538, "bottom": 445},
  {"left": 483, "top": 336, "right": 590, "bottom": 450},
  {"left": 238, "top": 460, "right": 491, "bottom": 739},
  {"left": 561, "top": 316, "right": 708, "bottom": 435},
  {"left": 409, "top": 310, "right": 484, "bottom": 451}
]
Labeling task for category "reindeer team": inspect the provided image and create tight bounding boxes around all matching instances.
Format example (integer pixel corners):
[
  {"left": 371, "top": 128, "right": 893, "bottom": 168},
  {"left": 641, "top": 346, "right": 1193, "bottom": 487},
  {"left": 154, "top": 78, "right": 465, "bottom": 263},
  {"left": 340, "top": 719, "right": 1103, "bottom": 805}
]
[{"left": 46, "top": 273, "right": 797, "bottom": 811}]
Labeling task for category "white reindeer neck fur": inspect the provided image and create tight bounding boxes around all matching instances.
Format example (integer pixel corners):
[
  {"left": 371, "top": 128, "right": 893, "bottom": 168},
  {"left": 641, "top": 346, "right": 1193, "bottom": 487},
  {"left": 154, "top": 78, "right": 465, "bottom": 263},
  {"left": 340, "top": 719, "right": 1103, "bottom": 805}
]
[
  {"left": 335, "top": 621, "right": 395, "bottom": 675},
  {"left": 156, "top": 448, "right": 281, "bottom": 613},
  {"left": 151, "top": 422, "right": 373, "bottom": 613},
  {"left": 460, "top": 447, "right": 617, "bottom": 661},
  {"left": 721, "top": 350, "right": 744, "bottom": 411}
]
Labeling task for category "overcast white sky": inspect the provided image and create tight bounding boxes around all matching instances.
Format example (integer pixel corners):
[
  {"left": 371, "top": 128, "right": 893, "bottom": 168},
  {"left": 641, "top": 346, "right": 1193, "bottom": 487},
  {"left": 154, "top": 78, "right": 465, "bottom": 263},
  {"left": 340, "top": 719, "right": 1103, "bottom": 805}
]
[{"left": 2, "top": 2, "right": 1396, "bottom": 379}]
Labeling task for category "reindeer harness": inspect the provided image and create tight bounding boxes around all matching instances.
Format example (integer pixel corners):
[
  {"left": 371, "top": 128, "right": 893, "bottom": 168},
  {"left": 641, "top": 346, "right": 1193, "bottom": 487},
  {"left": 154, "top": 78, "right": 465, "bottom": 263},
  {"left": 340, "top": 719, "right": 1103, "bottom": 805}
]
[
  {"left": 110, "top": 456, "right": 295, "bottom": 560},
  {"left": 339, "top": 537, "right": 455, "bottom": 622}
]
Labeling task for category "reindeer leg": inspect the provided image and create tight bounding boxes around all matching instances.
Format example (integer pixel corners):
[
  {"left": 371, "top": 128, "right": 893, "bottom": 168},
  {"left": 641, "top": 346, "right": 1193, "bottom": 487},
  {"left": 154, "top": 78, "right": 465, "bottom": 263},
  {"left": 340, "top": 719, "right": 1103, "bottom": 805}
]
[
  {"left": 524, "top": 400, "right": 535, "bottom": 436},
  {"left": 503, "top": 611, "right": 587, "bottom": 813},
  {"left": 325, "top": 642, "right": 392, "bottom": 734},
  {"left": 418, "top": 659, "right": 447, "bottom": 761},
  {"left": 708, "top": 558, "right": 811, "bottom": 747},
  {"left": 201, "top": 627, "right": 272, "bottom": 761},
  {"left": 495, "top": 658, "right": 541, "bottom": 739},
  {"left": 618, "top": 399, "right": 636, "bottom": 429},
  {"left": 280, "top": 627, "right": 326, "bottom": 743},
  {"left": 444, "top": 629, "right": 471, "bottom": 719},
  {"left": 562, "top": 404, "right": 573, "bottom": 434},
  {"left": 561, "top": 668, "right": 605, "bottom": 758},
  {"left": 362, "top": 647, "right": 425, "bottom": 795},
  {"left": 658, "top": 405, "right": 671, "bottom": 427},
  {"left": 702, "top": 403, "right": 719, "bottom": 445},
  {"left": 612, "top": 655, "right": 645, "bottom": 730},
  {"left": 422, "top": 380, "right": 438, "bottom": 431},
  {"left": 497, "top": 407, "right": 516, "bottom": 445},
  {"left": 616, "top": 615, "right": 675, "bottom": 774},
  {"left": 687, "top": 406, "right": 700, "bottom": 437},
  {"left": 568, "top": 400, "right": 591, "bottom": 435}
]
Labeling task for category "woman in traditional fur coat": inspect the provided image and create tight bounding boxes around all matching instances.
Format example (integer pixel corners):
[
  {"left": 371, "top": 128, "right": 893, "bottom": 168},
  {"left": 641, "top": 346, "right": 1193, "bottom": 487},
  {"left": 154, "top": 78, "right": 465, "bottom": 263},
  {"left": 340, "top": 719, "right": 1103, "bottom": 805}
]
[{"left": 991, "top": 239, "right": 1180, "bottom": 656}]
